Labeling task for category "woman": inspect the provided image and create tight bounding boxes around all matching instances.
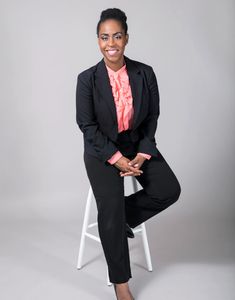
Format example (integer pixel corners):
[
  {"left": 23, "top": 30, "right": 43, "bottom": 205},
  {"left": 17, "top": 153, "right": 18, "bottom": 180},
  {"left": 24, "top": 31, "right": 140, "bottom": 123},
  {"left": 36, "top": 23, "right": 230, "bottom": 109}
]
[{"left": 76, "top": 8, "right": 181, "bottom": 300}]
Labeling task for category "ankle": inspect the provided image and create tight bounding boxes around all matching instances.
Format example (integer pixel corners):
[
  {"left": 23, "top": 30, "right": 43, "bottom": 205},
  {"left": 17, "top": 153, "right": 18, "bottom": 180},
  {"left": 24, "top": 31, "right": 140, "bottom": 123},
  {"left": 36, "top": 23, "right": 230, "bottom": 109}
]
[
  {"left": 114, "top": 282, "right": 134, "bottom": 300},
  {"left": 115, "top": 282, "right": 129, "bottom": 291}
]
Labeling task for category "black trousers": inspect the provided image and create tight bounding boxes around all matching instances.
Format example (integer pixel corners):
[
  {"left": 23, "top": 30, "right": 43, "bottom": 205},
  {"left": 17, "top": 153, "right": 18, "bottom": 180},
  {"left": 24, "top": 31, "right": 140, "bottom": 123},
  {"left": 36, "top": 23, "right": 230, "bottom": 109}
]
[{"left": 83, "top": 131, "right": 181, "bottom": 283}]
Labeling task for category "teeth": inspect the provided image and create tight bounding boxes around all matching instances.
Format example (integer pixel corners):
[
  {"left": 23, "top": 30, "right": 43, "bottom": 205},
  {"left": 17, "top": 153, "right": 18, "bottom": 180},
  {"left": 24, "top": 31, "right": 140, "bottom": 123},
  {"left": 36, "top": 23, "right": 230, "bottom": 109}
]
[{"left": 107, "top": 50, "right": 117, "bottom": 56}]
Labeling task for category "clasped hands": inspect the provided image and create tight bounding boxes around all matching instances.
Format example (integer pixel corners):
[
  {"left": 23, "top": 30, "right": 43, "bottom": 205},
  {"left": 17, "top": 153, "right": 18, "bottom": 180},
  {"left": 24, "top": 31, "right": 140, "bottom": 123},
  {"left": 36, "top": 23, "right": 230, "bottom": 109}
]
[{"left": 114, "top": 154, "right": 146, "bottom": 177}]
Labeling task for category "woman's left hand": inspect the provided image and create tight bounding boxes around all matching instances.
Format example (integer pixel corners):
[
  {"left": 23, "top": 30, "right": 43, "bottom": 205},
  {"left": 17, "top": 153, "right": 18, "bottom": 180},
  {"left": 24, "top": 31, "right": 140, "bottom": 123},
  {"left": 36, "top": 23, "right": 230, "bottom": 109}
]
[{"left": 120, "top": 154, "right": 146, "bottom": 177}]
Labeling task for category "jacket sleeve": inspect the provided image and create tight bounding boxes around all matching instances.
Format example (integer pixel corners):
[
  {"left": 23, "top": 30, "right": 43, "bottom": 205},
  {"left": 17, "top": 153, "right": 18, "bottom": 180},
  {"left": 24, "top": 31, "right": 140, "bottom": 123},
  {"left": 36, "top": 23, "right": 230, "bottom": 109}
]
[
  {"left": 107, "top": 150, "right": 123, "bottom": 165},
  {"left": 137, "top": 67, "right": 160, "bottom": 156},
  {"left": 76, "top": 73, "right": 119, "bottom": 163}
]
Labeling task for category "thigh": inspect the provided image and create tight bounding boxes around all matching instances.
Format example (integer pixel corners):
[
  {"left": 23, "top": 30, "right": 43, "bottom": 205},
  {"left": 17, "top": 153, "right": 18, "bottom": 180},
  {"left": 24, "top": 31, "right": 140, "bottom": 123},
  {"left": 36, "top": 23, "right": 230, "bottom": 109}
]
[
  {"left": 83, "top": 152, "right": 125, "bottom": 211},
  {"left": 136, "top": 149, "right": 181, "bottom": 199}
]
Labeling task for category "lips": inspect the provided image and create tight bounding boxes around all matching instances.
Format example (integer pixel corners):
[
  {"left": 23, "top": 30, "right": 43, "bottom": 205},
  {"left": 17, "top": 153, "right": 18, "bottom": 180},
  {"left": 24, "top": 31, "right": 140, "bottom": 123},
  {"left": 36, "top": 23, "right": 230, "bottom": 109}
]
[{"left": 106, "top": 49, "right": 119, "bottom": 56}]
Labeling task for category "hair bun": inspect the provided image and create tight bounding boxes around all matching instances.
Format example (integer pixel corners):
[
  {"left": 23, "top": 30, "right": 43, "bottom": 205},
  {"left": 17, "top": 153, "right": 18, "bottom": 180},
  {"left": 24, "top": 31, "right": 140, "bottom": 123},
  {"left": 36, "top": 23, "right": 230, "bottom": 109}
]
[
  {"left": 97, "top": 8, "right": 128, "bottom": 36},
  {"left": 100, "top": 8, "right": 127, "bottom": 22}
]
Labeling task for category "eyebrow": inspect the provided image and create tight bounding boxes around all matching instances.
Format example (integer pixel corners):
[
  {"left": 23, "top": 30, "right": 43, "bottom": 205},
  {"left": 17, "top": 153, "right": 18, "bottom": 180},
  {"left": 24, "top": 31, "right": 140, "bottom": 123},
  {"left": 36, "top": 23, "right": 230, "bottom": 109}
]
[{"left": 100, "top": 32, "right": 123, "bottom": 36}]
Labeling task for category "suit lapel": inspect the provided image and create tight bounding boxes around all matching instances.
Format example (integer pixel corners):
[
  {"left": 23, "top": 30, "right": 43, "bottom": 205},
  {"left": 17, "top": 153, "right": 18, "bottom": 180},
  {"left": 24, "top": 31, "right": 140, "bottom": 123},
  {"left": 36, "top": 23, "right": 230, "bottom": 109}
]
[
  {"left": 95, "top": 55, "right": 143, "bottom": 131},
  {"left": 125, "top": 56, "right": 143, "bottom": 130},
  {"left": 95, "top": 58, "right": 118, "bottom": 125}
]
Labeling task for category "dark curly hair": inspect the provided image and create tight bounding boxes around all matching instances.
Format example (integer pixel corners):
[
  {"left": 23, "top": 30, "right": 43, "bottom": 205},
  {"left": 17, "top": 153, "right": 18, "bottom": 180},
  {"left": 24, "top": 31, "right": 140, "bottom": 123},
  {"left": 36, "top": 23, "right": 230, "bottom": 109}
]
[{"left": 96, "top": 8, "right": 128, "bottom": 36}]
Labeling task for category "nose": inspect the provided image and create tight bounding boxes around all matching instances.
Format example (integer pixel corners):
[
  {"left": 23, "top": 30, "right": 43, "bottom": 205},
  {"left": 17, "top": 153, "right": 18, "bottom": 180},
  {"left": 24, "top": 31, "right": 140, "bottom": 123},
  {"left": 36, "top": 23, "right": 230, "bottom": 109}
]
[{"left": 108, "top": 37, "right": 115, "bottom": 47}]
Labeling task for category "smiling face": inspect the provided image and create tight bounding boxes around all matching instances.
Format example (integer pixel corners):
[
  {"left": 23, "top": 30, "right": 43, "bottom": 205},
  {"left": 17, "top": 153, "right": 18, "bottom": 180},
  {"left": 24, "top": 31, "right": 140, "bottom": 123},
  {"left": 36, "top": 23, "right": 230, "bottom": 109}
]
[{"left": 97, "top": 19, "right": 129, "bottom": 71}]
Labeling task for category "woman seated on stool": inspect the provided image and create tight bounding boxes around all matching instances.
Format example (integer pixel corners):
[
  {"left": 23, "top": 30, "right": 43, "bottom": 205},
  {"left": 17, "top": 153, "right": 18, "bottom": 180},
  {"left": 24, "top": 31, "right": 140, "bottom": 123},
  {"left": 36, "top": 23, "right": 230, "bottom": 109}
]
[{"left": 76, "top": 7, "right": 181, "bottom": 300}]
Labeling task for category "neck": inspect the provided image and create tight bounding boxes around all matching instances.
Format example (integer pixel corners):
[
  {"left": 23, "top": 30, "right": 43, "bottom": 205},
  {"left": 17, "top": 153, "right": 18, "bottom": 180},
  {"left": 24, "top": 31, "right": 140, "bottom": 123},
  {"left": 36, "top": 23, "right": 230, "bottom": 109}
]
[{"left": 104, "top": 56, "right": 125, "bottom": 72}]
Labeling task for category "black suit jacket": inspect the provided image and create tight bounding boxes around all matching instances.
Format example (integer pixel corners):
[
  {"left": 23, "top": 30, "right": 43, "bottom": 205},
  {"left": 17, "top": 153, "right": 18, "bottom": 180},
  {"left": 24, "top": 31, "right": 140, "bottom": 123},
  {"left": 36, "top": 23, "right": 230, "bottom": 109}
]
[{"left": 76, "top": 55, "right": 160, "bottom": 163}]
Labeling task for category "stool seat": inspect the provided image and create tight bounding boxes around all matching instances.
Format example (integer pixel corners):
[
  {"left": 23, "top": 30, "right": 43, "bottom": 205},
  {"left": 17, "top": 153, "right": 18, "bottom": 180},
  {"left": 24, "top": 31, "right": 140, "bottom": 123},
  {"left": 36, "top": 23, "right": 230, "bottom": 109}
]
[{"left": 76, "top": 176, "right": 153, "bottom": 285}]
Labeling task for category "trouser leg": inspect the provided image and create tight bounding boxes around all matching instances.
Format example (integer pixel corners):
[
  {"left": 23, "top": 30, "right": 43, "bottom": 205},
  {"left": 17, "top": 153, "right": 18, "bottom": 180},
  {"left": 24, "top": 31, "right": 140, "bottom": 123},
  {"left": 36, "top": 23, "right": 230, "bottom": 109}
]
[
  {"left": 125, "top": 149, "right": 181, "bottom": 228},
  {"left": 83, "top": 152, "right": 132, "bottom": 283}
]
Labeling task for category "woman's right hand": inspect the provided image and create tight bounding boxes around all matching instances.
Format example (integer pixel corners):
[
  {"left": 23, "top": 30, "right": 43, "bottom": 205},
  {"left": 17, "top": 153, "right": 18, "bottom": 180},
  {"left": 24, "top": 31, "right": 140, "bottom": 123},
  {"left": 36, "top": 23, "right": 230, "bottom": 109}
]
[{"left": 114, "top": 156, "right": 143, "bottom": 176}]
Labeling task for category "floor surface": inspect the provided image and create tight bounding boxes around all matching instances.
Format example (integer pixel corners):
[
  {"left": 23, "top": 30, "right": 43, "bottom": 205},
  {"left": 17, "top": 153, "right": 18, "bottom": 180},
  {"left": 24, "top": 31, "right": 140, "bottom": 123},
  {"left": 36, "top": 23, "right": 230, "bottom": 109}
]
[{"left": 1, "top": 203, "right": 234, "bottom": 300}]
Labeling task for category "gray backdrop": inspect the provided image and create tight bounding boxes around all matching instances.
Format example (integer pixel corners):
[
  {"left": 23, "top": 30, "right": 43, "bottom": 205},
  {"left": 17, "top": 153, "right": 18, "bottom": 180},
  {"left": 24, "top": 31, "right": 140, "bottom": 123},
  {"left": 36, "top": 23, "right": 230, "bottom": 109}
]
[{"left": 1, "top": 0, "right": 235, "bottom": 299}]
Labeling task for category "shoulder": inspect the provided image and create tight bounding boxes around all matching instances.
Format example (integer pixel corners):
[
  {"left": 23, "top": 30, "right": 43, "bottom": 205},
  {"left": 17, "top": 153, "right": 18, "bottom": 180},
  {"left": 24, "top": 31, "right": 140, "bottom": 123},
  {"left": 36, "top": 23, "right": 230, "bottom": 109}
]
[
  {"left": 125, "top": 56, "right": 155, "bottom": 74},
  {"left": 76, "top": 62, "right": 98, "bottom": 85}
]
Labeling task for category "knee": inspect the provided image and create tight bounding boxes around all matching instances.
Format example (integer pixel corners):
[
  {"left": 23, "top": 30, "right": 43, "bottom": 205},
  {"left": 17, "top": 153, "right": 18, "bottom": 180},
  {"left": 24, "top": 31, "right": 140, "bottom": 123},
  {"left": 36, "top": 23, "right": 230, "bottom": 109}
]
[
  {"left": 164, "top": 177, "right": 181, "bottom": 206},
  {"left": 172, "top": 181, "right": 181, "bottom": 203},
  {"left": 150, "top": 179, "right": 181, "bottom": 205}
]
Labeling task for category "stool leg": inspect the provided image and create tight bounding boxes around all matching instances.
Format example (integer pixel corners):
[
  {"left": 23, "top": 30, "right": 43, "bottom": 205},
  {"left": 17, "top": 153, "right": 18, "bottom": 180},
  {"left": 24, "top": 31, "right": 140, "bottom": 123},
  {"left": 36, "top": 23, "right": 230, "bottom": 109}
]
[
  {"left": 140, "top": 223, "right": 153, "bottom": 271},
  {"left": 77, "top": 186, "right": 93, "bottom": 269},
  {"left": 131, "top": 176, "right": 138, "bottom": 193},
  {"left": 106, "top": 266, "right": 112, "bottom": 286}
]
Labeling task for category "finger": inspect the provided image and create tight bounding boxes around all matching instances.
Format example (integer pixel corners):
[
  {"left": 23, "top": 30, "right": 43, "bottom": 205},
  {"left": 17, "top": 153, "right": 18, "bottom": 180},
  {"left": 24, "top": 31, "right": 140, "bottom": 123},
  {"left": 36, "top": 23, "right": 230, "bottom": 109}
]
[
  {"left": 128, "top": 165, "right": 143, "bottom": 172},
  {"left": 120, "top": 170, "right": 143, "bottom": 177},
  {"left": 128, "top": 159, "right": 138, "bottom": 166},
  {"left": 129, "top": 167, "right": 143, "bottom": 174},
  {"left": 120, "top": 172, "right": 133, "bottom": 177},
  {"left": 121, "top": 173, "right": 141, "bottom": 177},
  {"left": 120, "top": 170, "right": 134, "bottom": 175},
  {"left": 122, "top": 172, "right": 142, "bottom": 177},
  {"left": 128, "top": 162, "right": 139, "bottom": 168},
  {"left": 120, "top": 169, "right": 141, "bottom": 175}
]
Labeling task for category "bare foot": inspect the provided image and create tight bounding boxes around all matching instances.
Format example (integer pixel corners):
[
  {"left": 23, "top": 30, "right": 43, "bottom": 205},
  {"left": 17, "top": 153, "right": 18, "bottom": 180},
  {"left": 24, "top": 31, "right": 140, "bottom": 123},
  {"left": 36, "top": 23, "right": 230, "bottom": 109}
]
[{"left": 114, "top": 282, "right": 134, "bottom": 300}]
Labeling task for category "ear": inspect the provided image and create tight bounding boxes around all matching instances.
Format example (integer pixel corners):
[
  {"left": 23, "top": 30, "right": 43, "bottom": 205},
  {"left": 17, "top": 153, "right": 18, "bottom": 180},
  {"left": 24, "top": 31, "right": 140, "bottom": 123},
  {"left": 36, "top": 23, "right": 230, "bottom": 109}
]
[{"left": 126, "top": 33, "right": 129, "bottom": 45}]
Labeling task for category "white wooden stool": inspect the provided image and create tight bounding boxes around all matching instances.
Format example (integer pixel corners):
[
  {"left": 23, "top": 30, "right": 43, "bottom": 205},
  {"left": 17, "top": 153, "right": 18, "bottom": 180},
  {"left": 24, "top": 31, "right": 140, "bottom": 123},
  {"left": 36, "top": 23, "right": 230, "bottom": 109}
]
[{"left": 77, "top": 176, "right": 153, "bottom": 286}]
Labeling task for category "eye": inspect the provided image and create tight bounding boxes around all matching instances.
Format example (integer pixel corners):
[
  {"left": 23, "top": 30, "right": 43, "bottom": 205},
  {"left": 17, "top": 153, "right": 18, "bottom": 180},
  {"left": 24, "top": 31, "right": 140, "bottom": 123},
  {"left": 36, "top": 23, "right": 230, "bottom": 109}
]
[
  {"left": 114, "top": 34, "right": 122, "bottom": 39},
  {"left": 100, "top": 36, "right": 108, "bottom": 41}
]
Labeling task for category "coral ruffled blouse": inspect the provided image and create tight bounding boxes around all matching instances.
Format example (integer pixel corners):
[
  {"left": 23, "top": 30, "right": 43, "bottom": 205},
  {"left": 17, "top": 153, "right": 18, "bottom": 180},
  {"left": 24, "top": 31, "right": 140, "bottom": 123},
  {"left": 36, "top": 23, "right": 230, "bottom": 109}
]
[{"left": 105, "top": 63, "right": 151, "bottom": 164}]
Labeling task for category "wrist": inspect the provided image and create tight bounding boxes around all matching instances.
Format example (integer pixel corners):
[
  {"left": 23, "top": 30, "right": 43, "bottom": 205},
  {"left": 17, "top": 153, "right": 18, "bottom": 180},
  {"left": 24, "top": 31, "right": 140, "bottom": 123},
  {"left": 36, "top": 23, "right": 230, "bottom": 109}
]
[
  {"left": 137, "top": 152, "right": 151, "bottom": 160},
  {"left": 137, "top": 153, "right": 147, "bottom": 160}
]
